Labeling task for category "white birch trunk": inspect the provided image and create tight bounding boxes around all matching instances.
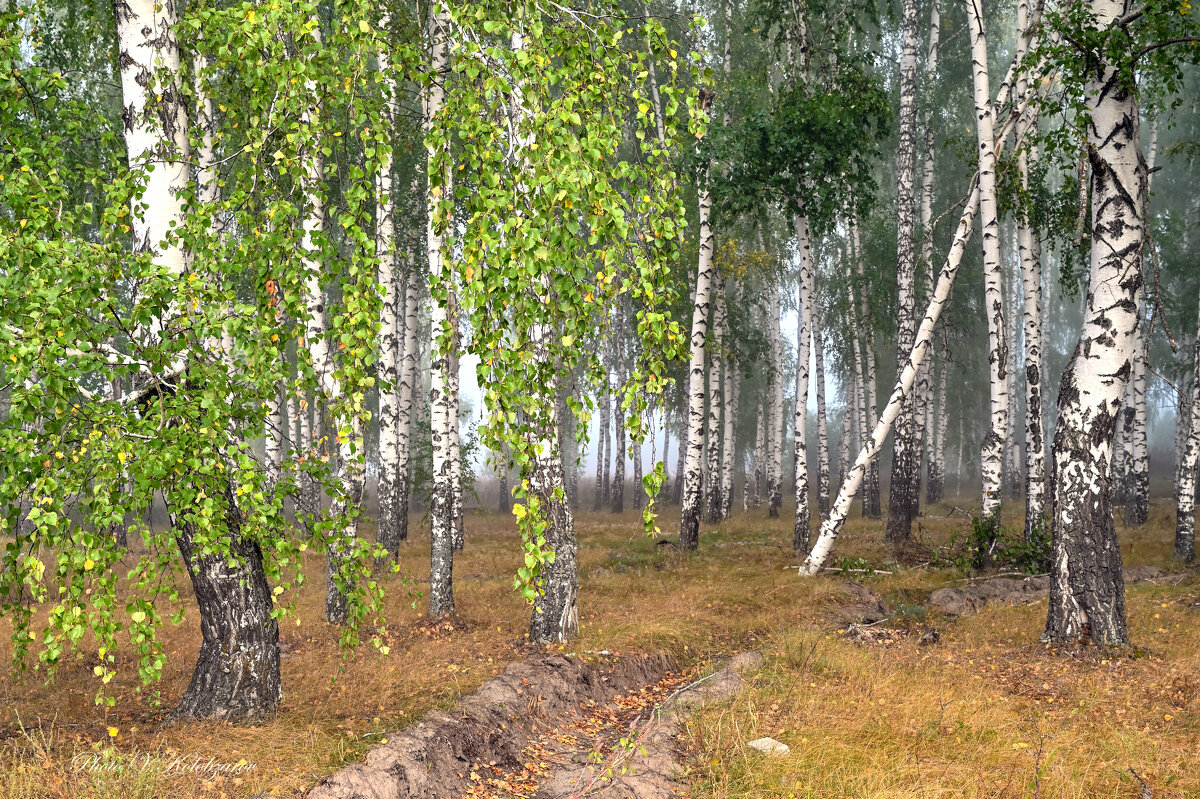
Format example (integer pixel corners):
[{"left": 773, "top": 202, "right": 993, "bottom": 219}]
[
  {"left": 754, "top": 399, "right": 765, "bottom": 509},
  {"left": 968, "top": 0, "right": 1009, "bottom": 534},
  {"left": 917, "top": 0, "right": 940, "bottom": 500},
  {"left": 706, "top": 276, "right": 726, "bottom": 522},
  {"left": 395, "top": 225, "right": 422, "bottom": 544},
  {"left": 721, "top": 368, "right": 738, "bottom": 520},
  {"left": 1015, "top": 0, "right": 1046, "bottom": 539},
  {"left": 885, "top": 0, "right": 923, "bottom": 547},
  {"left": 425, "top": 6, "right": 455, "bottom": 618},
  {"left": 793, "top": 216, "right": 814, "bottom": 549},
  {"left": 814, "top": 318, "right": 831, "bottom": 516},
  {"left": 679, "top": 164, "right": 715, "bottom": 549},
  {"left": 1004, "top": 258, "right": 1021, "bottom": 499},
  {"left": 1041, "top": 0, "right": 1145, "bottom": 646},
  {"left": 768, "top": 280, "right": 785, "bottom": 517},
  {"left": 1177, "top": 317, "right": 1200, "bottom": 563},
  {"left": 449, "top": 343, "right": 464, "bottom": 552},
  {"left": 1125, "top": 119, "right": 1158, "bottom": 527},
  {"left": 375, "top": 42, "right": 403, "bottom": 563},
  {"left": 850, "top": 221, "right": 881, "bottom": 517}
]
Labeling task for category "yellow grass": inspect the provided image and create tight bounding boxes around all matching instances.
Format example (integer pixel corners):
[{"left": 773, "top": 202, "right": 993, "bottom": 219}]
[{"left": 0, "top": 494, "right": 1195, "bottom": 798}]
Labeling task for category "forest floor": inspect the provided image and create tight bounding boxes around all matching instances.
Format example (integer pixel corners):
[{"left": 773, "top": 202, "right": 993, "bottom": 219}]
[{"left": 0, "top": 494, "right": 1197, "bottom": 799}]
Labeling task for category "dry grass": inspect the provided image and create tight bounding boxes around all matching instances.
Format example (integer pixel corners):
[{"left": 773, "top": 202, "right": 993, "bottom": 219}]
[{"left": 0, "top": 493, "right": 1195, "bottom": 798}]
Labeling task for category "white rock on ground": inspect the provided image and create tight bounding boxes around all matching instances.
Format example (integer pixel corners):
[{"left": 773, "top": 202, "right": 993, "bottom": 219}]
[{"left": 748, "top": 737, "right": 790, "bottom": 756}]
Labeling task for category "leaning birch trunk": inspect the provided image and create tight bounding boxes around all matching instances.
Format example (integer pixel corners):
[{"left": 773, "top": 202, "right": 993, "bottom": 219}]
[
  {"left": 1041, "top": 0, "right": 1145, "bottom": 646},
  {"left": 375, "top": 45, "right": 403, "bottom": 565},
  {"left": 679, "top": 162, "right": 715, "bottom": 549},
  {"left": 793, "top": 216, "right": 814, "bottom": 550},
  {"left": 706, "top": 275, "right": 726, "bottom": 522},
  {"left": 425, "top": 6, "right": 455, "bottom": 618},
  {"left": 1176, "top": 316, "right": 1200, "bottom": 563},
  {"left": 799, "top": 182, "right": 981, "bottom": 574},
  {"left": 116, "top": 0, "right": 281, "bottom": 722},
  {"left": 885, "top": 0, "right": 923, "bottom": 548},
  {"left": 1015, "top": 0, "right": 1045, "bottom": 541},
  {"left": 968, "top": 0, "right": 1009, "bottom": 537}
]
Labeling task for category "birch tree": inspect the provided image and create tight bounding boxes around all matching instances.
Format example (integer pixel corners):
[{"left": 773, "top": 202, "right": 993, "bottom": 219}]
[
  {"left": 1039, "top": 0, "right": 1148, "bottom": 647},
  {"left": 375, "top": 37, "right": 403, "bottom": 566},
  {"left": 793, "top": 216, "right": 814, "bottom": 549},
  {"left": 967, "top": 0, "right": 1009, "bottom": 541},
  {"left": 1176, "top": 304, "right": 1200, "bottom": 564},
  {"left": 885, "top": 0, "right": 923, "bottom": 548},
  {"left": 1014, "top": 0, "right": 1046, "bottom": 541},
  {"left": 680, "top": 124, "right": 716, "bottom": 549},
  {"left": 424, "top": 4, "right": 456, "bottom": 619},
  {"left": 0, "top": 0, "right": 389, "bottom": 721}
]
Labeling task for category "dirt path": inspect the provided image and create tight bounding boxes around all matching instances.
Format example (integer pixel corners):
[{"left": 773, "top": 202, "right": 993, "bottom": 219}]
[{"left": 306, "top": 651, "right": 763, "bottom": 799}]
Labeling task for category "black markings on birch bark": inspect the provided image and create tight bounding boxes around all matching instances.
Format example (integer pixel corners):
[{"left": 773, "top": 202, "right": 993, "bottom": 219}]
[
  {"left": 706, "top": 275, "right": 726, "bottom": 523},
  {"left": 396, "top": 228, "right": 423, "bottom": 545},
  {"left": 115, "top": 0, "right": 282, "bottom": 721},
  {"left": 814, "top": 316, "right": 831, "bottom": 517},
  {"left": 375, "top": 41, "right": 402, "bottom": 566},
  {"left": 967, "top": 0, "right": 1009, "bottom": 541},
  {"left": 850, "top": 222, "right": 881, "bottom": 517},
  {"left": 595, "top": 377, "right": 609, "bottom": 511},
  {"left": 679, "top": 165, "right": 715, "bottom": 550},
  {"left": 885, "top": 0, "right": 923, "bottom": 548},
  {"left": 425, "top": 6, "right": 455, "bottom": 619},
  {"left": 793, "top": 215, "right": 814, "bottom": 550},
  {"left": 767, "top": 280, "right": 785, "bottom": 518},
  {"left": 1042, "top": 0, "right": 1145, "bottom": 646},
  {"left": 1015, "top": 0, "right": 1045, "bottom": 540},
  {"left": 721, "top": 367, "right": 738, "bottom": 520},
  {"left": 1176, "top": 313, "right": 1200, "bottom": 564},
  {"left": 916, "top": 0, "right": 940, "bottom": 506}
]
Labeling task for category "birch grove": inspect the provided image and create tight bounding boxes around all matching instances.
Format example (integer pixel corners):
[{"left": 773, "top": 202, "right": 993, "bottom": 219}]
[{"left": 7, "top": 0, "right": 1200, "bottom": 737}]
